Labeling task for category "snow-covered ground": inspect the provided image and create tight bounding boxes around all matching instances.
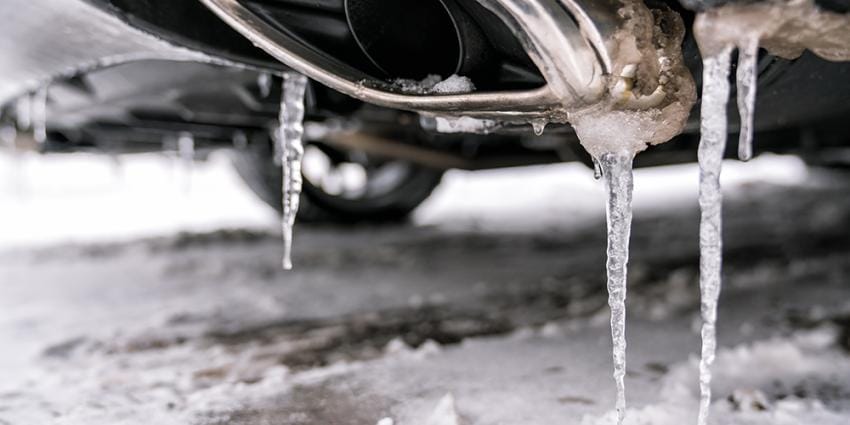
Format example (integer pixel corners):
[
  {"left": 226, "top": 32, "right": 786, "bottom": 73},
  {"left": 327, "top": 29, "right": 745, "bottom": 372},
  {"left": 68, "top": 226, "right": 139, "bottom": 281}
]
[{"left": 0, "top": 151, "right": 848, "bottom": 425}]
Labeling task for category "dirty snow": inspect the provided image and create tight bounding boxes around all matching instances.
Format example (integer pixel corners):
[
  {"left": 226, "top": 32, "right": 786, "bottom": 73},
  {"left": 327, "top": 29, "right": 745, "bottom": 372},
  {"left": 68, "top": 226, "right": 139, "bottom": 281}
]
[{"left": 0, "top": 152, "right": 849, "bottom": 425}]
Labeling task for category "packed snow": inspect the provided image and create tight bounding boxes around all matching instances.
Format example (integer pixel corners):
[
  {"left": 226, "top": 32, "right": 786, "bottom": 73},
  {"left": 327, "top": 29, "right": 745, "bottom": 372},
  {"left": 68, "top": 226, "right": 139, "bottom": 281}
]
[
  {"left": 1, "top": 151, "right": 849, "bottom": 425},
  {"left": 430, "top": 75, "right": 476, "bottom": 95},
  {"left": 433, "top": 116, "right": 500, "bottom": 134},
  {"left": 392, "top": 74, "right": 475, "bottom": 95}
]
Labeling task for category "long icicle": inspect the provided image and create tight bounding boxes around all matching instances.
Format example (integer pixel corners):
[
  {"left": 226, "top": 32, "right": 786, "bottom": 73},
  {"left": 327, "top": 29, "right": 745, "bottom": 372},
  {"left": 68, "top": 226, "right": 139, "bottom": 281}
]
[
  {"left": 277, "top": 72, "right": 308, "bottom": 270},
  {"left": 735, "top": 38, "right": 759, "bottom": 161},
  {"left": 599, "top": 151, "right": 635, "bottom": 425},
  {"left": 696, "top": 46, "right": 733, "bottom": 425}
]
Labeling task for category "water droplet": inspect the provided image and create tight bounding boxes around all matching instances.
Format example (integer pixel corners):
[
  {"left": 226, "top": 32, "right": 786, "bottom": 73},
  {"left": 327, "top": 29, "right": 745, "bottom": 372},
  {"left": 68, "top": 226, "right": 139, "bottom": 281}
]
[
  {"left": 592, "top": 157, "right": 603, "bottom": 180},
  {"left": 531, "top": 119, "right": 547, "bottom": 136}
]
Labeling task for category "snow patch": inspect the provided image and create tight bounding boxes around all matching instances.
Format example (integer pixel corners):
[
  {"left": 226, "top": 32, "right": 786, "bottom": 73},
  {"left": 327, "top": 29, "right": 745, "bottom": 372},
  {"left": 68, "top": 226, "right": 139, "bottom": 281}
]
[
  {"left": 426, "top": 393, "right": 466, "bottom": 425},
  {"left": 580, "top": 329, "right": 850, "bottom": 425},
  {"left": 392, "top": 74, "right": 475, "bottom": 95},
  {"left": 431, "top": 75, "right": 476, "bottom": 95},
  {"left": 434, "top": 116, "right": 500, "bottom": 134}
]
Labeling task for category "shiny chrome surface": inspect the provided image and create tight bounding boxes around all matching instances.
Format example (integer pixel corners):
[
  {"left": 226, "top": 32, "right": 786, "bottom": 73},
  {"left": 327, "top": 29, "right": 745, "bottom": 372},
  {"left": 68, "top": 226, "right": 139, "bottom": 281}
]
[{"left": 198, "top": 0, "right": 627, "bottom": 122}]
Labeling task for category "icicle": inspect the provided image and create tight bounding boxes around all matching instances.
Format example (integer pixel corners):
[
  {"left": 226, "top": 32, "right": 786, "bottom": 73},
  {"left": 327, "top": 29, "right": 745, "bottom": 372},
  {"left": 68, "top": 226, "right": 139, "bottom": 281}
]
[
  {"left": 232, "top": 130, "right": 248, "bottom": 150},
  {"left": 258, "top": 72, "right": 273, "bottom": 98},
  {"left": 277, "top": 72, "right": 308, "bottom": 270},
  {"left": 1, "top": 123, "right": 22, "bottom": 197},
  {"left": 14, "top": 95, "right": 31, "bottom": 130},
  {"left": 531, "top": 119, "right": 547, "bottom": 136},
  {"left": 108, "top": 153, "right": 124, "bottom": 183},
  {"left": 696, "top": 46, "right": 733, "bottom": 425},
  {"left": 0, "top": 110, "right": 13, "bottom": 151},
  {"left": 177, "top": 132, "right": 195, "bottom": 193},
  {"left": 599, "top": 151, "right": 635, "bottom": 425},
  {"left": 735, "top": 38, "right": 759, "bottom": 161},
  {"left": 592, "top": 157, "right": 603, "bottom": 180},
  {"left": 31, "top": 88, "right": 48, "bottom": 145}
]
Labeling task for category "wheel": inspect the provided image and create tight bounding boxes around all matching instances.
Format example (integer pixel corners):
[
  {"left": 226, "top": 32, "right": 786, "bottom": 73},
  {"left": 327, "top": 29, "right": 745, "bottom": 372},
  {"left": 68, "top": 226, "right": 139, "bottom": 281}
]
[{"left": 231, "top": 134, "right": 444, "bottom": 223}]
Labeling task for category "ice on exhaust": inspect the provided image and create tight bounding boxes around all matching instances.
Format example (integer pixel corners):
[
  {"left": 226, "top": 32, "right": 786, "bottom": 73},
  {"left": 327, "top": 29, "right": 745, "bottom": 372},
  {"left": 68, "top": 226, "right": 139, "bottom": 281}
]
[
  {"left": 694, "top": 45, "right": 733, "bottom": 425},
  {"left": 592, "top": 157, "right": 603, "bottom": 180},
  {"left": 566, "top": 3, "right": 697, "bottom": 422},
  {"left": 695, "top": 0, "right": 850, "bottom": 64},
  {"left": 736, "top": 37, "right": 759, "bottom": 161},
  {"left": 599, "top": 151, "right": 635, "bottom": 424},
  {"left": 696, "top": 0, "right": 850, "bottom": 164},
  {"left": 431, "top": 74, "right": 476, "bottom": 94},
  {"left": 691, "top": 2, "right": 850, "bottom": 424},
  {"left": 276, "top": 72, "right": 309, "bottom": 270},
  {"left": 434, "top": 116, "right": 500, "bottom": 134}
]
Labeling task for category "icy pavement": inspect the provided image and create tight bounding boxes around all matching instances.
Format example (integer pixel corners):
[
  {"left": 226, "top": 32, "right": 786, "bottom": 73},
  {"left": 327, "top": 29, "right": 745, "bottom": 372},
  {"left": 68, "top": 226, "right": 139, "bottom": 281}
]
[{"left": 1, "top": 153, "right": 850, "bottom": 424}]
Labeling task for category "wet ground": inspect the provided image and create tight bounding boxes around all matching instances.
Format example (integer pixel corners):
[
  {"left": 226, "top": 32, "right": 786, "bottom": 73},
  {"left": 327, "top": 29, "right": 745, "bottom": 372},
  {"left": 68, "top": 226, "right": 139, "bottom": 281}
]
[{"left": 1, "top": 154, "right": 849, "bottom": 424}]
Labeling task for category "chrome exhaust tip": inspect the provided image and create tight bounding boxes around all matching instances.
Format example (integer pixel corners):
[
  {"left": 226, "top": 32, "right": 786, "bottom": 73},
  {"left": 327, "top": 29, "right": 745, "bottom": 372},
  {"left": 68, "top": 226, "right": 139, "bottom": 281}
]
[
  {"left": 345, "top": 0, "right": 492, "bottom": 80},
  {"left": 198, "top": 0, "right": 686, "bottom": 125}
]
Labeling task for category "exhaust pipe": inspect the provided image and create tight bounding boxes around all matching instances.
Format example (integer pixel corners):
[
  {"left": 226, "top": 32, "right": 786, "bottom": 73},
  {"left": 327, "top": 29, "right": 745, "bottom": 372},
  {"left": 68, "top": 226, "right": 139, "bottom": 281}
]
[
  {"left": 344, "top": 0, "right": 491, "bottom": 79},
  {"left": 198, "top": 0, "right": 643, "bottom": 121}
]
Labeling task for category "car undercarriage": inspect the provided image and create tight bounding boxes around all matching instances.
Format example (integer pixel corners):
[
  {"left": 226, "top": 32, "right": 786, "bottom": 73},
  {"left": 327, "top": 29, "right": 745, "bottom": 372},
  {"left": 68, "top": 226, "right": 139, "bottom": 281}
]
[{"left": 1, "top": 0, "right": 849, "bottom": 220}]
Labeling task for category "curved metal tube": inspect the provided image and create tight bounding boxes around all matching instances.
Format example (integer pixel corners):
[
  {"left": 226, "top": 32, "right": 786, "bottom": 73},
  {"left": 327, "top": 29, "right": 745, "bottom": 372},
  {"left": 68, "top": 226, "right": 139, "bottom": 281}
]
[{"left": 198, "top": 0, "right": 628, "bottom": 121}]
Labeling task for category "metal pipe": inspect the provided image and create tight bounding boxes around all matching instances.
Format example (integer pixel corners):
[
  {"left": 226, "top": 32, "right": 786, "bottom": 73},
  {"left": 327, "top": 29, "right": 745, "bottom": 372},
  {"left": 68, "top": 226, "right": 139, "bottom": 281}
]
[{"left": 198, "top": 0, "right": 627, "bottom": 122}]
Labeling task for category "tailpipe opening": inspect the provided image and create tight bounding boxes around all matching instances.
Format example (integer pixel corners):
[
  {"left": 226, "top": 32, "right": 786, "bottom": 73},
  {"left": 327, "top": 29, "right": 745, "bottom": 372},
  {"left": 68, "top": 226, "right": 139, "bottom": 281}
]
[{"left": 344, "top": 0, "right": 489, "bottom": 80}]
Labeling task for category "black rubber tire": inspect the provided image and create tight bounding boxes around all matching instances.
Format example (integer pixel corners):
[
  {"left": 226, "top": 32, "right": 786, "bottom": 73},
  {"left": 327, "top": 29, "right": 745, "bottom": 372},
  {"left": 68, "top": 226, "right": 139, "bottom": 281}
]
[{"left": 231, "top": 141, "right": 444, "bottom": 223}]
